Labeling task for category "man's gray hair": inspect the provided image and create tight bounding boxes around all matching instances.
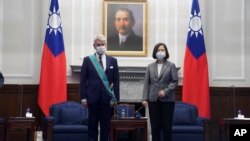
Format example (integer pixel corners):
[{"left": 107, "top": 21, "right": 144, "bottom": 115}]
[{"left": 93, "top": 34, "right": 106, "bottom": 43}]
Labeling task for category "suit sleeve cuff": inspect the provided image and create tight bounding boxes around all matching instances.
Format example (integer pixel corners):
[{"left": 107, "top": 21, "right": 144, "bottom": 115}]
[{"left": 81, "top": 99, "right": 87, "bottom": 103}]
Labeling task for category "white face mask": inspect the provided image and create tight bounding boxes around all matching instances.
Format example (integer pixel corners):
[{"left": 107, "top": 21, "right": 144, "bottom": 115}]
[
  {"left": 96, "top": 46, "right": 105, "bottom": 55},
  {"left": 156, "top": 51, "right": 166, "bottom": 60}
]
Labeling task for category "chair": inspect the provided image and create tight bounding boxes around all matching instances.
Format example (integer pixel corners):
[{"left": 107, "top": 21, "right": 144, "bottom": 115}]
[
  {"left": 0, "top": 118, "right": 5, "bottom": 141},
  {"left": 170, "top": 101, "right": 209, "bottom": 141},
  {"left": 44, "top": 101, "right": 88, "bottom": 141}
]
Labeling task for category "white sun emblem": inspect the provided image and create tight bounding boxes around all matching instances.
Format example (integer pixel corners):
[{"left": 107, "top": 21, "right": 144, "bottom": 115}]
[
  {"left": 188, "top": 10, "right": 203, "bottom": 38},
  {"left": 47, "top": 7, "right": 62, "bottom": 35}
]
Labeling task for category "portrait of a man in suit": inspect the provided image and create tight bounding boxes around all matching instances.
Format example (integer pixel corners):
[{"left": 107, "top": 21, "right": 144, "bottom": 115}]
[{"left": 107, "top": 6, "right": 143, "bottom": 52}]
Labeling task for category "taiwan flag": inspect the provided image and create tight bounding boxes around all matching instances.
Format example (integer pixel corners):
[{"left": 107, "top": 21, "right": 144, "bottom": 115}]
[
  {"left": 38, "top": 0, "right": 67, "bottom": 116},
  {"left": 182, "top": 0, "right": 210, "bottom": 118}
]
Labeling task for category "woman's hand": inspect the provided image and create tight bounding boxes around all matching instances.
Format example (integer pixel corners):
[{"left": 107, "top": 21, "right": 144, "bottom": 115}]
[
  {"left": 158, "top": 90, "right": 165, "bottom": 97},
  {"left": 142, "top": 100, "right": 148, "bottom": 107}
]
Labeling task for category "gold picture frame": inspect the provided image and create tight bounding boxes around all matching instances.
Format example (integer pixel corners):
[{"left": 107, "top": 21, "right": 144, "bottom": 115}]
[{"left": 103, "top": 0, "right": 147, "bottom": 56}]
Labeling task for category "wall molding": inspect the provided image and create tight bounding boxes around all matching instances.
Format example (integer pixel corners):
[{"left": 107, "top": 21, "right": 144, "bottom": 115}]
[
  {"left": 211, "top": 0, "right": 245, "bottom": 81},
  {"left": 3, "top": 0, "right": 34, "bottom": 78}
]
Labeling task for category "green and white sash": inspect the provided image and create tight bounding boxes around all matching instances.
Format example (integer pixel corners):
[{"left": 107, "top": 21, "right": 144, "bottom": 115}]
[{"left": 89, "top": 54, "right": 117, "bottom": 104}]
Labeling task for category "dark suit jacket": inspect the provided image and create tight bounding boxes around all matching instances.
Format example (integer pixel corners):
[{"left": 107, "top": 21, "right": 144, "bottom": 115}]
[
  {"left": 80, "top": 54, "right": 120, "bottom": 104},
  {"left": 0, "top": 72, "right": 4, "bottom": 88},
  {"left": 142, "top": 60, "right": 178, "bottom": 102},
  {"left": 107, "top": 31, "right": 143, "bottom": 51}
]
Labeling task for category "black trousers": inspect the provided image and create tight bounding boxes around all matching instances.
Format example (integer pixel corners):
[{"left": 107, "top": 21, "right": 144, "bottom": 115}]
[
  {"left": 148, "top": 101, "right": 175, "bottom": 141},
  {"left": 88, "top": 101, "right": 111, "bottom": 141}
]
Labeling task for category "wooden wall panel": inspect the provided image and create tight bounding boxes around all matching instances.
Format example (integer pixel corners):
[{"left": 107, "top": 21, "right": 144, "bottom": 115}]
[{"left": 67, "top": 84, "right": 80, "bottom": 102}]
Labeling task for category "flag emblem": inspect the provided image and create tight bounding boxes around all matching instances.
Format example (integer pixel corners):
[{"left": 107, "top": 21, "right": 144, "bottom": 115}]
[
  {"left": 47, "top": 7, "right": 62, "bottom": 35},
  {"left": 189, "top": 10, "right": 202, "bottom": 38}
]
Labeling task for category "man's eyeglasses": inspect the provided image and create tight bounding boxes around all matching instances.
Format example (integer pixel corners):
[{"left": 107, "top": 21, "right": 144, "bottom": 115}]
[{"left": 95, "top": 43, "right": 105, "bottom": 46}]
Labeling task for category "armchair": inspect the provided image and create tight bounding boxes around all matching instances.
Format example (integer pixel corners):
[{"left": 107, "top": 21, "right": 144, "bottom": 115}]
[
  {"left": 44, "top": 101, "right": 88, "bottom": 141},
  {"left": 171, "top": 101, "right": 209, "bottom": 141}
]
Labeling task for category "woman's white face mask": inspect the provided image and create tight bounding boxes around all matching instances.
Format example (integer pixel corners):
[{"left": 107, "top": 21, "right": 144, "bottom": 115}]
[
  {"left": 96, "top": 46, "right": 106, "bottom": 55},
  {"left": 156, "top": 51, "right": 166, "bottom": 60}
]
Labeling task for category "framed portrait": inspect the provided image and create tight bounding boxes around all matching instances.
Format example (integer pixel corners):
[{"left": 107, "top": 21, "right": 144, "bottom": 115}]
[{"left": 103, "top": 0, "right": 147, "bottom": 56}]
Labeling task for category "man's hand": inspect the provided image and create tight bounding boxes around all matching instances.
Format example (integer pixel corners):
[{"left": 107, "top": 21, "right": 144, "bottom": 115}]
[
  {"left": 81, "top": 99, "right": 88, "bottom": 108},
  {"left": 110, "top": 101, "right": 117, "bottom": 107}
]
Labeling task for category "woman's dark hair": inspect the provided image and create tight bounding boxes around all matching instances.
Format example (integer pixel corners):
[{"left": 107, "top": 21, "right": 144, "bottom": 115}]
[{"left": 152, "top": 42, "right": 169, "bottom": 60}]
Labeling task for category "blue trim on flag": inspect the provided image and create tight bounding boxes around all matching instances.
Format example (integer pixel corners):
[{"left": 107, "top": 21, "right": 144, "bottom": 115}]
[
  {"left": 187, "top": 32, "right": 206, "bottom": 59},
  {"left": 45, "top": 31, "right": 65, "bottom": 57}
]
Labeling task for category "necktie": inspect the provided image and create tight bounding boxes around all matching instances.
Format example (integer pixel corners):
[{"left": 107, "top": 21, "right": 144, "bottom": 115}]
[
  {"left": 120, "top": 38, "right": 124, "bottom": 46},
  {"left": 99, "top": 55, "right": 104, "bottom": 69}
]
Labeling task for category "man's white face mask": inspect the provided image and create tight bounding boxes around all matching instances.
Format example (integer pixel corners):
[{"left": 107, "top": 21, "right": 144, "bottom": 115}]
[{"left": 96, "top": 46, "right": 106, "bottom": 55}]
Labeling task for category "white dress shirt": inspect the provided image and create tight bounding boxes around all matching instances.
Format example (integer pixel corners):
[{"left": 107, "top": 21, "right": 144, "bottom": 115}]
[
  {"left": 96, "top": 53, "right": 106, "bottom": 71},
  {"left": 118, "top": 34, "right": 129, "bottom": 45}
]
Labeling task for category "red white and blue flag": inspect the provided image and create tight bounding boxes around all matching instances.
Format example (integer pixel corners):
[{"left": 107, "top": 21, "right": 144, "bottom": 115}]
[
  {"left": 38, "top": 0, "right": 67, "bottom": 116},
  {"left": 182, "top": 0, "right": 210, "bottom": 118}
]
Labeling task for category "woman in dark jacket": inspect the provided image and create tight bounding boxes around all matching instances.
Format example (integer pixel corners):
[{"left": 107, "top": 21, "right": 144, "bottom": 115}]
[{"left": 142, "top": 43, "right": 178, "bottom": 141}]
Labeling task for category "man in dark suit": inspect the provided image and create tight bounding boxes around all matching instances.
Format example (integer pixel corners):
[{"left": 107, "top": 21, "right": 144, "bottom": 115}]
[
  {"left": 80, "top": 34, "right": 120, "bottom": 141},
  {"left": 0, "top": 71, "right": 4, "bottom": 88},
  {"left": 108, "top": 8, "right": 143, "bottom": 51}
]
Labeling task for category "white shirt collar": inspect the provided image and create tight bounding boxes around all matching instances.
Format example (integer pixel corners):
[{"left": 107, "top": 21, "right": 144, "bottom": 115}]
[
  {"left": 119, "top": 33, "right": 130, "bottom": 44},
  {"left": 95, "top": 53, "right": 106, "bottom": 59}
]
